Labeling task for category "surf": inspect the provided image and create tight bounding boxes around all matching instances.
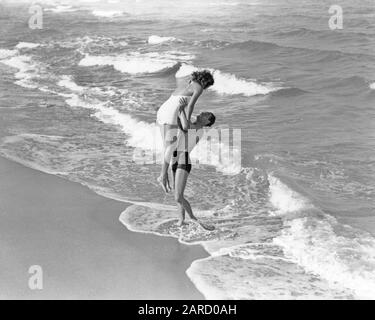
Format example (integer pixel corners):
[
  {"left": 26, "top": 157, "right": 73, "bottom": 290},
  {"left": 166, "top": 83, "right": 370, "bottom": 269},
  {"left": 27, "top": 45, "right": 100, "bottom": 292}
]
[{"left": 176, "top": 64, "right": 283, "bottom": 96}]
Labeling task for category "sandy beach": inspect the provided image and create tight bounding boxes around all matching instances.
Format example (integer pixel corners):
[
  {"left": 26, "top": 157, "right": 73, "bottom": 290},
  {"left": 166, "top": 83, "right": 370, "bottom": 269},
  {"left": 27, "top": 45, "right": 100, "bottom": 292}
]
[{"left": 0, "top": 156, "right": 207, "bottom": 299}]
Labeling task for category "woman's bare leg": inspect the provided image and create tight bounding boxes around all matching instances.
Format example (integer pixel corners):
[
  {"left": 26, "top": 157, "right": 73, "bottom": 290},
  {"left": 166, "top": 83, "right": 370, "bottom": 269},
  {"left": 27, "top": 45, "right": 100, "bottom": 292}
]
[{"left": 158, "top": 124, "right": 178, "bottom": 193}]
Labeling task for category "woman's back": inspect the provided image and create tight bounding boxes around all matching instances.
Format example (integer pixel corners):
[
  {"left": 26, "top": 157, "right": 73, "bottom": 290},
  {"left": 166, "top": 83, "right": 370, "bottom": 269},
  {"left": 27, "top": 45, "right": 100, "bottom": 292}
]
[{"left": 172, "top": 76, "right": 194, "bottom": 96}]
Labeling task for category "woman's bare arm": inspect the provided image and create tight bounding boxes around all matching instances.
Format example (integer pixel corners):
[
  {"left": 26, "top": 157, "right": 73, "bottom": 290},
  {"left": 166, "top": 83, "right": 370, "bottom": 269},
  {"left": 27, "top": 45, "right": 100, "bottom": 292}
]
[{"left": 186, "top": 82, "right": 203, "bottom": 121}]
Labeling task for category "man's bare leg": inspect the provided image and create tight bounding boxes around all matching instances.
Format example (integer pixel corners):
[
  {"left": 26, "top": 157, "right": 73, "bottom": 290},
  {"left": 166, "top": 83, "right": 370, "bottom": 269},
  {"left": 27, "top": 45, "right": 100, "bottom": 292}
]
[
  {"left": 174, "top": 168, "right": 197, "bottom": 226},
  {"left": 177, "top": 203, "right": 187, "bottom": 227}
]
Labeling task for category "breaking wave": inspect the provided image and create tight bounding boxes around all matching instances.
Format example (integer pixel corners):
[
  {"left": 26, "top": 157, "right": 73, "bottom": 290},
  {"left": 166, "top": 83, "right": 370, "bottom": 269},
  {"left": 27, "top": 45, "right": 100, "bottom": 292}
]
[{"left": 176, "top": 64, "right": 283, "bottom": 96}]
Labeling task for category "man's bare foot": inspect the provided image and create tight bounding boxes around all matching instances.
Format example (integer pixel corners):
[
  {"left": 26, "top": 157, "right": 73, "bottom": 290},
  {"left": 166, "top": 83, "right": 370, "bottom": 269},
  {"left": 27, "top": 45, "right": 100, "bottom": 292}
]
[
  {"left": 157, "top": 175, "right": 170, "bottom": 193},
  {"left": 177, "top": 220, "right": 188, "bottom": 227},
  {"left": 200, "top": 223, "right": 215, "bottom": 231},
  {"left": 192, "top": 220, "right": 215, "bottom": 231}
]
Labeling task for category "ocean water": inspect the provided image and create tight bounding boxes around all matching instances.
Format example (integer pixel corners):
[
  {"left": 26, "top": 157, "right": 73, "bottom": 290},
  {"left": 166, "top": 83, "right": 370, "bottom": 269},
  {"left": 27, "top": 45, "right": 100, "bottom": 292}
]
[{"left": 0, "top": 0, "right": 375, "bottom": 299}]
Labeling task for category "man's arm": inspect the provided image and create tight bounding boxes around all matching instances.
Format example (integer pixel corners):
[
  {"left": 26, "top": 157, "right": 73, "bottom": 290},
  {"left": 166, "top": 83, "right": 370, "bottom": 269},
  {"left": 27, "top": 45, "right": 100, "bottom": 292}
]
[{"left": 178, "top": 109, "right": 189, "bottom": 131}]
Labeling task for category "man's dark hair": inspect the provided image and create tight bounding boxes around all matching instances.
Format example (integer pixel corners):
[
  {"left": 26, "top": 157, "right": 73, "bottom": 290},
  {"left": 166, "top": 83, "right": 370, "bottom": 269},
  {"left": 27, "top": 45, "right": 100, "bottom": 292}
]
[{"left": 201, "top": 112, "right": 216, "bottom": 127}]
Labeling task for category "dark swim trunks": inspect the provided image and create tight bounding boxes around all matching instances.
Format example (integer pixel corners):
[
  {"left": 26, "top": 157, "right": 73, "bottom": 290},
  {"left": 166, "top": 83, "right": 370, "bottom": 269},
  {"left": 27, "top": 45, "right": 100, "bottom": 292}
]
[{"left": 172, "top": 150, "right": 192, "bottom": 173}]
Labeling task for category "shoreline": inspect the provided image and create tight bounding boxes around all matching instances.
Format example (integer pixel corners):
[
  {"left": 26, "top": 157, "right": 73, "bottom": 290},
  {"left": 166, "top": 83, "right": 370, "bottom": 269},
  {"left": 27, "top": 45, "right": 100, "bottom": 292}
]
[{"left": 0, "top": 156, "right": 207, "bottom": 299}]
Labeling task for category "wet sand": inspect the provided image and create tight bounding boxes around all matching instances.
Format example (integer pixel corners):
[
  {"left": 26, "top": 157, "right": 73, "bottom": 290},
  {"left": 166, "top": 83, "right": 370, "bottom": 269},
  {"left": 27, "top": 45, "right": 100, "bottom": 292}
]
[{"left": 0, "top": 156, "right": 207, "bottom": 299}]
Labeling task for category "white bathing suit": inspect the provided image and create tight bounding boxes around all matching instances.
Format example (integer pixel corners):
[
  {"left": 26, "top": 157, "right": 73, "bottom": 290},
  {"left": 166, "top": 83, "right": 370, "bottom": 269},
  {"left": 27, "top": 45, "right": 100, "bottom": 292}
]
[{"left": 157, "top": 95, "right": 191, "bottom": 126}]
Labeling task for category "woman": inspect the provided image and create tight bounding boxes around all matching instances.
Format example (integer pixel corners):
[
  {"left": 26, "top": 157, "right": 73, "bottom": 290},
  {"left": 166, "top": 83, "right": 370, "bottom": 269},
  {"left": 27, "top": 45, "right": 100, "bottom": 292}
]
[
  {"left": 156, "top": 70, "right": 214, "bottom": 193},
  {"left": 171, "top": 99, "right": 216, "bottom": 230}
]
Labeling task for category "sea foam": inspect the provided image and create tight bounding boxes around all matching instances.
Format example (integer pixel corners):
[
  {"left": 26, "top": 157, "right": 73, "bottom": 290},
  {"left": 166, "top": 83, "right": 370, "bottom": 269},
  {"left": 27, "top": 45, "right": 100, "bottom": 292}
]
[
  {"left": 44, "top": 5, "right": 77, "bottom": 13},
  {"left": 57, "top": 75, "right": 85, "bottom": 92},
  {"left": 0, "top": 54, "right": 38, "bottom": 89},
  {"left": 15, "top": 42, "right": 40, "bottom": 49},
  {"left": 0, "top": 45, "right": 45, "bottom": 89},
  {"left": 269, "top": 176, "right": 375, "bottom": 299},
  {"left": 148, "top": 35, "right": 177, "bottom": 45},
  {"left": 268, "top": 174, "right": 312, "bottom": 214},
  {"left": 91, "top": 10, "right": 124, "bottom": 17},
  {"left": 0, "top": 49, "right": 17, "bottom": 60},
  {"left": 79, "top": 53, "right": 179, "bottom": 74}
]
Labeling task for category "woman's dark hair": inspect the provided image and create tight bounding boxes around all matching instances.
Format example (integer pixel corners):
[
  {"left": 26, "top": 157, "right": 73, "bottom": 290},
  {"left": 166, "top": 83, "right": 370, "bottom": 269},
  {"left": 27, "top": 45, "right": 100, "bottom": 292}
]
[
  {"left": 191, "top": 70, "right": 215, "bottom": 89},
  {"left": 201, "top": 112, "right": 216, "bottom": 127}
]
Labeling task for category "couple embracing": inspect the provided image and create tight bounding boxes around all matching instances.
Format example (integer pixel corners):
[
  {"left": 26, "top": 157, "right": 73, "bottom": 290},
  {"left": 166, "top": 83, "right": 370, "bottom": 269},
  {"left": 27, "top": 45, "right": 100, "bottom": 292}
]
[{"left": 156, "top": 70, "right": 216, "bottom": 230}]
